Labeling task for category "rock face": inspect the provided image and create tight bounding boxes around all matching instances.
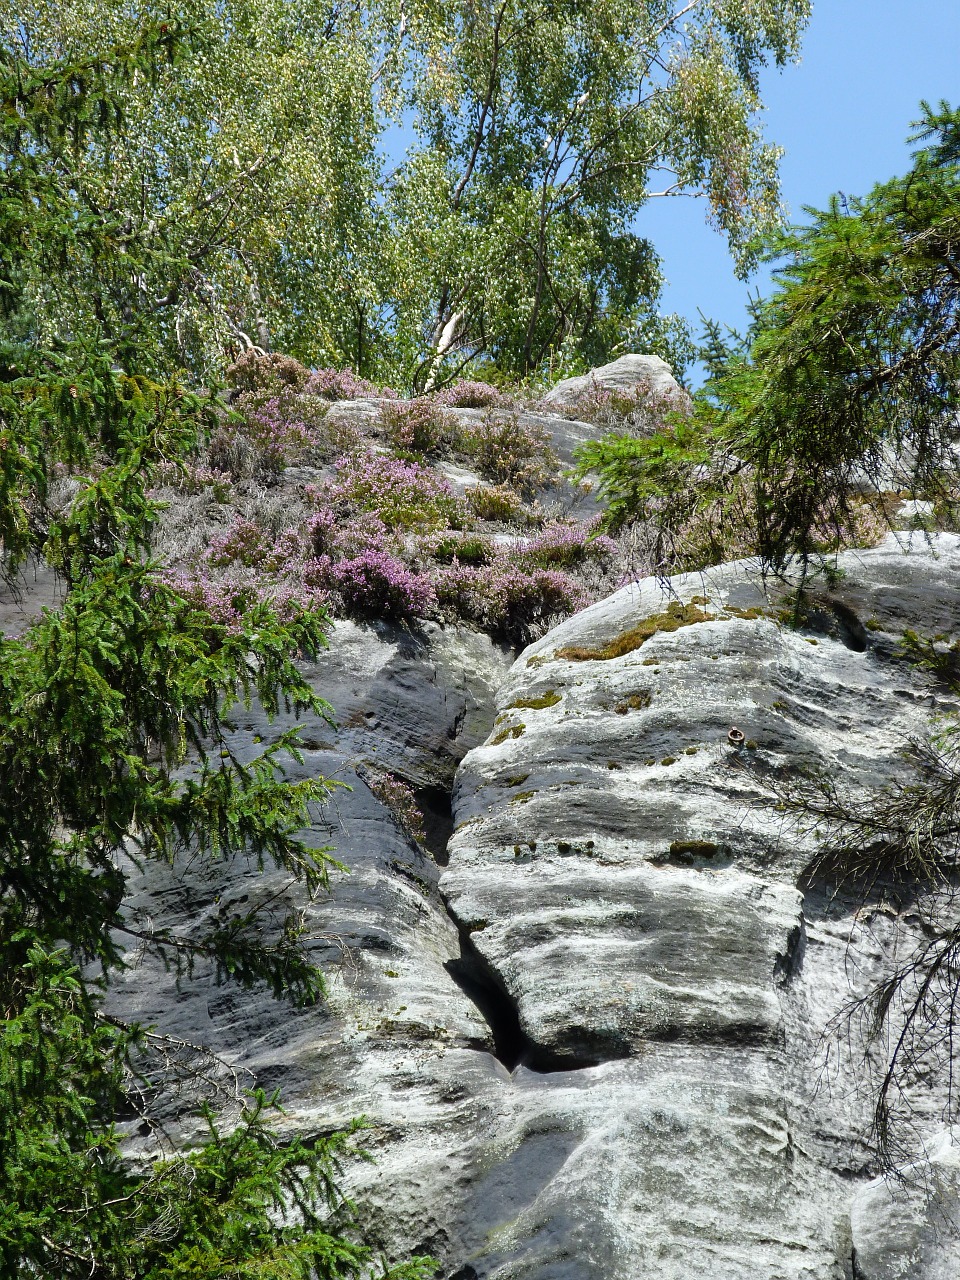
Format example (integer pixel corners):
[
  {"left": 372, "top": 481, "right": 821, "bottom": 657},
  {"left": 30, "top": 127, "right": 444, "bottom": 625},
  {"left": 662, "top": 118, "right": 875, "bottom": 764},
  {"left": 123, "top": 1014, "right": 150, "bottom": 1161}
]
[
  {"left": 111, "top": 533, "right": 960, "bottom": 1278},
  {"left": 540, "top": 353, "right": 689, "bottom": 408}
]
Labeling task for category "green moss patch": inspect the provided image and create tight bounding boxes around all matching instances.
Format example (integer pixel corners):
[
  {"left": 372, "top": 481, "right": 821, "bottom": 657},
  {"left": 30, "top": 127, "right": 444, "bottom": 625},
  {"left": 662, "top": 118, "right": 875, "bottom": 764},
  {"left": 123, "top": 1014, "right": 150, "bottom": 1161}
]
[
  {"left": 491, "top": 722, "right": 526, "bottom": 745},
  {"left": 509, "top": 689, "right": 561, "bottom": 710},
  {"left": 554, "top": 600, "right": 714, "bottom": 661},
  {"left": 614, "top": 690, "right": 652, "bottom": 714},
  {"left": 669, "top": 839, "right": 720, "bottom": 865}
]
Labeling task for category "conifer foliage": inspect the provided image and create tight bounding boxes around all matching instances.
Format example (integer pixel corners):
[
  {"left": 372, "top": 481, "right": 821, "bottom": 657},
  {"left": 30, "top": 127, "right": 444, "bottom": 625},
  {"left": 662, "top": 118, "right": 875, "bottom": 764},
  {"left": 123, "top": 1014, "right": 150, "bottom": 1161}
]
[
  {"left": 0, "top": 25, "right": 430, "bottom": 1279},
  {"left": 578, "top": 102, "right": 960, "bottom": 572}
]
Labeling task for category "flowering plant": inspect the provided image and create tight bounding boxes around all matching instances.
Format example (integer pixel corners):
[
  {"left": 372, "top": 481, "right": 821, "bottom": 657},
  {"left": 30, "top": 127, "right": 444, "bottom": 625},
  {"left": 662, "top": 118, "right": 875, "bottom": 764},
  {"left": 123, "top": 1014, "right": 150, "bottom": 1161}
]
[
  {"left": 361, "top": 768, "right": 426, "bottom": 843},
  {"left": 316, "top": 451, "right": 468, "bottom": 532},
  {"left": 305, "top": 367, "right": 395, "bottom": 401},
  {"left": 431, "top": 380, "right": 510, "bottom": 409},
  {"left": 380, "top": 398, "right": 454, "bottom": 457},
  {"left": 306, "top": 543, "right": 436, "bottom": 622},
  {"left": 460, "top": 410, "right": 558, "bottom": 496}
]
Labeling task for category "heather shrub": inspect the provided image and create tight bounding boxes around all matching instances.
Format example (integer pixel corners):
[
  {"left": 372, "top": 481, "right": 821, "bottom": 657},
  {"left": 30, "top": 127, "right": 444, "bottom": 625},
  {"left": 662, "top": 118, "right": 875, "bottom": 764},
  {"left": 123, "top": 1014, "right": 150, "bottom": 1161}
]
[
  {"left": 362, "top": 768, "right": 426, "bottom": 843},
  {"left": 434, "top": 557, "right": 587, "bottom": 643},
  {"left": 307, "top": 544, "right": 436, "bottom": 621},
  {"left": 420, "top": 532, "right": 495, "bottom": 565},
  {"left": 432, "top": 380, "right": 510, "bottom": 409},
  {"left": 319, "top": 451, "right": 468, "bottom": 532},
  {"left": 154, "top": 460, "right": 233, "bottom": 500},
  {"left": 162, "top": 566, "right": 327, "bottom": 632},
  {"left": 305, "top": 367, "right": 395, "bottom": 401},
  {"left": 465, "top": 483, "right": 526, "bottom": 523},
  {"left": 205, "top": 516, "right": 272, "bottom": 568},
  {"left": 559, "top": 375, "right": 691, "bottom": 435},
  {"left": 460, "top": 410, "right": 558, "bottom": 497},
  {"left": 210, "top": 386, "right": 362, "bottom": 477},
  {"left": 381, "top": 398, "right": 456, "bottom": 457},
  {"left": 207, "top": 425, "right": 261, "bottom": 480},
  {"left": 225, "top": 349, "right": 311, "bottom": 394},
  {"left": 210, "top": 395, "right": 316, "bottom": 477},
  {"left": 517, "top": 520, "right": 616, "bottom": 570}
]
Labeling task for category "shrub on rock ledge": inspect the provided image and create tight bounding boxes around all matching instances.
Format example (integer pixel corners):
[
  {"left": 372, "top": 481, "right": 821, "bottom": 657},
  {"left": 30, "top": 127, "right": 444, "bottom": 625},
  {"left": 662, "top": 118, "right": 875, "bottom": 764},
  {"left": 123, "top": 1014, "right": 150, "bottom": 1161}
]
[
  {"left": 318, "top": 452, "right": 469, "bottom": 532},
  {"left": 308, "top": 546, "right": 437, "bottom": 622}
]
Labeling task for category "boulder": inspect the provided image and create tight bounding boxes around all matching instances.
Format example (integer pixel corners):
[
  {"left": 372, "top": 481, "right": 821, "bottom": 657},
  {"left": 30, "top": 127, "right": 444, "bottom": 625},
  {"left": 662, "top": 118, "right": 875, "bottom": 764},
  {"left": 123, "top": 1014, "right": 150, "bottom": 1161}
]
[
  {"left": 438, "top": 532, "right": 960, "bottom": 1275},
  {"left": 541, "top": 353, "right": 689, "bottom": 409}
]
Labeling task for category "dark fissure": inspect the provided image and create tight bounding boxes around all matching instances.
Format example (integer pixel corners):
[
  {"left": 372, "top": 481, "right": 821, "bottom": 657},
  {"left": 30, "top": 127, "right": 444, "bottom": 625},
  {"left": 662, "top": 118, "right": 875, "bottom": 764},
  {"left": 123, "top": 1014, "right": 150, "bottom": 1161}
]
[
  {"left": 444, "top": 925, "right": 529, "bottom": 1071},
  {"left": 428, "top": 783, "right": 621, "bottom": 1074},
  {"left": 414, "top": 783, "right": 456, "bottom": 866}
]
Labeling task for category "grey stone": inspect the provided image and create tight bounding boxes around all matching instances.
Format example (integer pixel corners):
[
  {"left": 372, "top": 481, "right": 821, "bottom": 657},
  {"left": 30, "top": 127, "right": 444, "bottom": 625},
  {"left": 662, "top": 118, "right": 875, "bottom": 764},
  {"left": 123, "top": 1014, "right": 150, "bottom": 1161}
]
[
  {"left": 894, "top": 498, "right": 936, "bottom": 527},
  {"left": 110, "top": 532, "right": 960, "bottom": 1278},
  {"left": 540, "top": 353, "right": 689, "bottom": 409},
  {"left": 323, "top": 397, "right": 384, "bottom": 432},
  {"left": 850, "top": 1130, "right": 960, "bottom": 1279},
  {"left": 0, "top": 553, "right": 64, "bottom": 637}
]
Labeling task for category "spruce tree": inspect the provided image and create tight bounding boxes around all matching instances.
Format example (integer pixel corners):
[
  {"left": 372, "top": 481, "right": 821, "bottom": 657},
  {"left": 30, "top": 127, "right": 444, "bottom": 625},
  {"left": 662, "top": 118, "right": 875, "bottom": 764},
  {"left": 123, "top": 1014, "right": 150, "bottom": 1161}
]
[
  {"left": 578, "top": 101, "right": 960, "bottom": 572},
  {"left": 0, "top": 25, "right": 430, "bottom": 1277}
]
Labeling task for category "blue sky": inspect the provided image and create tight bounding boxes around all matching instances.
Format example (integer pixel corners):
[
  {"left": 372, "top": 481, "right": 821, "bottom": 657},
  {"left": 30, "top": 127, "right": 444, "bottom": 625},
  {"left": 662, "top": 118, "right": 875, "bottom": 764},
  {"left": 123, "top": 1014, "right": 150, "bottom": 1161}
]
[{"left": 644, "top": 0, "right": 960, "bottom": 382}]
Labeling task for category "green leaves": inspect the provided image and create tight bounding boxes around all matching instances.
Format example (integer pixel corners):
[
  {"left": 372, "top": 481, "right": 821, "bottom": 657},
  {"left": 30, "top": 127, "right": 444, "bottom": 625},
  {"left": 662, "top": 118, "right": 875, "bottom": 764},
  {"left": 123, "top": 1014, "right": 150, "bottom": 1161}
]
[
  {"left": 0, "top": 30, "right": 432, "bottom": 1274},
  {"left": 716, "top": 106, "right": 960, "bottom": 566},
  {"left": 0, "top": 0, "right": 809, "bottom": 385},
  {"left": 580, "top": 101, "right": 960, "bottom": 573},
  {"left": 0, "top": 946, "right": 434, "bottom": 1278}
]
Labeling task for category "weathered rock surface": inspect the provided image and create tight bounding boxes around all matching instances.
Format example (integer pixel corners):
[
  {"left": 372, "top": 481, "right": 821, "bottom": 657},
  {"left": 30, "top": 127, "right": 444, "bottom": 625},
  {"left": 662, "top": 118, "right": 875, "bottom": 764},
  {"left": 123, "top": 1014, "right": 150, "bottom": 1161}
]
[
  {"left": 540, "top": 353, "right": 689, "bottom": 409},
  {"left": 111, "top": 532, "right": 960, "bottom": 1278}
]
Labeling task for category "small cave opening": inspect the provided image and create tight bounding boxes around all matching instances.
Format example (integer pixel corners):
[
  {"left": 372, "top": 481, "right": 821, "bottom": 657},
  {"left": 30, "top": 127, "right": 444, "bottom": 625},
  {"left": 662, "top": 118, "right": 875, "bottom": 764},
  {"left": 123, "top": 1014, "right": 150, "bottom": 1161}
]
[
  {"left": 414, "top": 783, "right": 455, "bottom": 866},
  {"left": 794, "top": 594, "right": 869, "bottom": 653},
  {"left": 829, "top": 600, "right": 869, "bottom": 653}
]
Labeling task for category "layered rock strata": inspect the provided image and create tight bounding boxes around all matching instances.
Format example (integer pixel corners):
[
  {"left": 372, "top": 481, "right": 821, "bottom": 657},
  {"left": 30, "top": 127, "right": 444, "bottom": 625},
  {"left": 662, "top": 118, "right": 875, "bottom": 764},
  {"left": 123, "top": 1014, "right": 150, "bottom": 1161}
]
[{"left": 110, "top": 533, "right": 960, "bottom": 1278}]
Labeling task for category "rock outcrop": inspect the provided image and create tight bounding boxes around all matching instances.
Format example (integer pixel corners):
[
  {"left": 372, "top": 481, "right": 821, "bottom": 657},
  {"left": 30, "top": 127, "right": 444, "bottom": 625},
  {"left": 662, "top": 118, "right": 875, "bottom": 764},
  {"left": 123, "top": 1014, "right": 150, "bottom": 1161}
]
[
  {"left": 110, "top": 532, "right": 960, "bottom": 1278},
  {"left": 540, "top": 353, "right": 690, "bottom": 410}
]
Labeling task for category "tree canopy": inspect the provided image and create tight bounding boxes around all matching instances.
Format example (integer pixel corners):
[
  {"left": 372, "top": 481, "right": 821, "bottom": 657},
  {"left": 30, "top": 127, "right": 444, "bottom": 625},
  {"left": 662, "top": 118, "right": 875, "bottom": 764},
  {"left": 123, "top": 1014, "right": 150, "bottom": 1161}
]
[{"left": 0, "top": 0, "right": 810, "bottom": 386}]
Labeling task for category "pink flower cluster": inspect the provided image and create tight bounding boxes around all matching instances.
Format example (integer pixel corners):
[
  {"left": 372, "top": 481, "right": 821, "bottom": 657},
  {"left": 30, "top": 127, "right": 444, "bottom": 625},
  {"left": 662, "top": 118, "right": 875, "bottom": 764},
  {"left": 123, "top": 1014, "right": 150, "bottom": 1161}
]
[
  {"left": 242, "top": 397, "right": 314, "bottom": 463},
  {"left": 206, "top": 517, "right": 273, "bottom": 568},
  {"left": 305, "top": 368, "right": 396, "bottom": 401},
  {"left": 299, "top": 509, "right": 436, "bottom": 621},
  {"left": 362, "top": 769, "right": 426, "bottom": 843},
  {"left": 160, "top": 566, "right": 328, "bottom": 632},
  {"left": 430, "top": 380, "right": 510, "bottom": 409},
  {"left": 307, "top": 544, "right": 436, "bottom": 621},
  {"left": 314, "top": 451, "right": 466, "bottom": 532},
  {"left": 519, "top": 519, "right": 616, "bottom": 569},
  {"left": 434, "top": 559, "right": 588, "bottom": 643}
]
